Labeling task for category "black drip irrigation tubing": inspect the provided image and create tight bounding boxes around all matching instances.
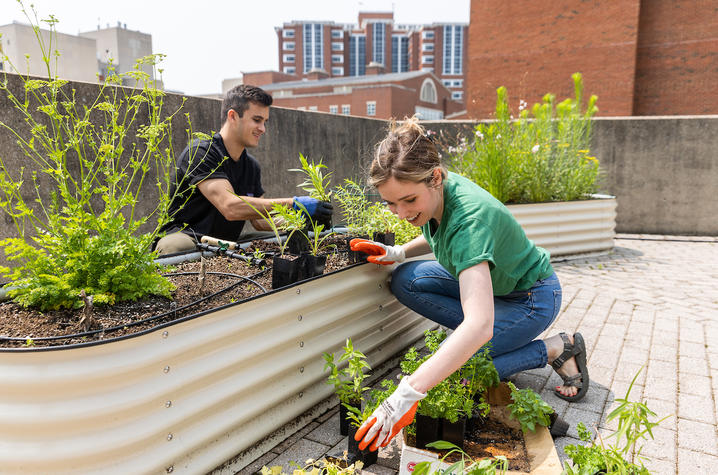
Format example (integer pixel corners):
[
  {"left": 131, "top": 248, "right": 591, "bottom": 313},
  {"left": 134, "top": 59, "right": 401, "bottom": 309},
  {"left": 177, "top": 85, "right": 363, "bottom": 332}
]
[{"left": 0, "top": 269, "right": 269, "bottom": 345}]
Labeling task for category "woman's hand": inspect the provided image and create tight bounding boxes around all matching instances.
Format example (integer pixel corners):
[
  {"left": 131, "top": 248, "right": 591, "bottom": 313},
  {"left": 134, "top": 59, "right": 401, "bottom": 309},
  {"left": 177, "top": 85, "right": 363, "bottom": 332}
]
[{"left": 350, "top": 239, "right": 406, "bottom": 265}]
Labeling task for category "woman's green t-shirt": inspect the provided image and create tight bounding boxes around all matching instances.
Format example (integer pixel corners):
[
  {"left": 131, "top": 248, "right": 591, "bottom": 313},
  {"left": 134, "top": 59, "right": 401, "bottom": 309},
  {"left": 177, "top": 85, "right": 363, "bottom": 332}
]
[{"left": 421, "top": 172, "right": 553, "bottom": 295}]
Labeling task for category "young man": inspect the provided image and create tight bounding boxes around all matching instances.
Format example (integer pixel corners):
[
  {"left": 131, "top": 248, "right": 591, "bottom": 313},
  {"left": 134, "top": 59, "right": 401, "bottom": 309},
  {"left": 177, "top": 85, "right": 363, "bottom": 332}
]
[{"left": 156, "top": 85, "right": 332, "bottom": 255}]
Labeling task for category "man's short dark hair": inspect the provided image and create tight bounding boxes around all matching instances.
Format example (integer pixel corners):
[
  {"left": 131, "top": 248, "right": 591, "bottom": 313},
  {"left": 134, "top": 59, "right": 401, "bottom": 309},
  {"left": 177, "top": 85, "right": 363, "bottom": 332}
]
[{"left": 221, "top": 84, "right": 273, "bottom": 123}]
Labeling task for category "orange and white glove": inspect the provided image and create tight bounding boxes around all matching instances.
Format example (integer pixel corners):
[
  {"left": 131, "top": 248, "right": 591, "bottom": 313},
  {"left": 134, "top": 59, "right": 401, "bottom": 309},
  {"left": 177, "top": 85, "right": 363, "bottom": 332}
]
[
  {"left": 354, "top": 377, "right": 426, "bottom": 451},
  {"left": 349, "top": 239, "right": 406, "bottom": 265}
]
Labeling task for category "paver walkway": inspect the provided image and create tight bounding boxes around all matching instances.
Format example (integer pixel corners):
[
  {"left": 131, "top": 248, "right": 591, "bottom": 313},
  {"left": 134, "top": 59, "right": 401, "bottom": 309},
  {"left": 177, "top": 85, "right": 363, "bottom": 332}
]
[{"left": 236, "top": 235, "right": 718, "bottom": 475}]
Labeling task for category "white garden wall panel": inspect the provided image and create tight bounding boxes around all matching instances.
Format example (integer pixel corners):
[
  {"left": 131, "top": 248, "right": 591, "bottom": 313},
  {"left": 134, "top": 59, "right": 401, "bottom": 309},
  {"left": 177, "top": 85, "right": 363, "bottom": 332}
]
[
  {"left": 0, "top": 263, "right": 433, "bottom": 474},
  {"left": 507, "top": 195, "right": 617, "bottom": 256}
]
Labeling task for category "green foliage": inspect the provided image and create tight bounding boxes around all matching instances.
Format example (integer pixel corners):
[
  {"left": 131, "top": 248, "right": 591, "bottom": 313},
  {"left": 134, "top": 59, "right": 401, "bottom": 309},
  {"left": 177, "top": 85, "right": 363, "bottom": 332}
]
[
  {"left": 261, "top": 456, "right": 363, "bottom": 475},
  {"left": 0, "top": 2, "right": 188, "bottom": 310},
  {"left": 290, "top": 153, "right": 333, "bottom": 202},
  {"left": 333, "top": 179, "right": 421, "bottom": 245},
  {"left": 236, "top": 198, "right": 298, "bottom": 257},
  {"left": 506, "top": 382, "right": 553, "bottom": 433},
  {"left": 562, "top": 368, "right": 667, "bottom": 474},
  {"left": 284, "top": 201, "right": 336, "bottom": 257},
  {"left": 412, "top": 441, "right": 508, "bottom": 475},
  {"left": 323, "top": 338, "right": 371, "bottom": 405},
  {"left": 402, "top": 330, "right": 499, "bottom": 423},
  {"left": 445, "top": 73, "right": 600, "bottom": 204}
]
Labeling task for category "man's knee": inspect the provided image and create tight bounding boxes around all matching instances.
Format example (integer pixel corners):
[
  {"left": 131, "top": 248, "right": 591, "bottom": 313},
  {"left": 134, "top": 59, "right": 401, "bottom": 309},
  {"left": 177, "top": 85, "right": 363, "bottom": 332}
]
[{"left": 155, "top": 232, "right": 197, "bottom": 256}]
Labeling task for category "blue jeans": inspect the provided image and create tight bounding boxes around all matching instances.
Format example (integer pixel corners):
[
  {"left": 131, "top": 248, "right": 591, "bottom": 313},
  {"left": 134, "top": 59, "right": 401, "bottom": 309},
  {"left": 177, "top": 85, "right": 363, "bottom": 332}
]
[{"left": 391, "top": 260, "right": 562, "bottom": 380}]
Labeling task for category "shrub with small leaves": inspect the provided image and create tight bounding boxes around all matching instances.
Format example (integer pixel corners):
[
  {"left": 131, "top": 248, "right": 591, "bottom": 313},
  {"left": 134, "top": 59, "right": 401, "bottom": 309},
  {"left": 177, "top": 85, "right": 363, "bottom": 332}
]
[{"left": 506, "top": 382, "right": 553, "bottom": 433}]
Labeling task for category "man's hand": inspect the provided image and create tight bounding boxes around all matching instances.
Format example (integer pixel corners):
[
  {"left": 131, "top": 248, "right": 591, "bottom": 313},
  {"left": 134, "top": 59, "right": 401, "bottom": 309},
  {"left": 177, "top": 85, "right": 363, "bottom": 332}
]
[
  {"left": 293, "top": 196, "right": 333, "bottom": 218},
  {"left": 354, "top": 377, "right": 426, "bottom": 451},
  {"left": 350, "top": 239, "right": 406, "bottom": 265}
]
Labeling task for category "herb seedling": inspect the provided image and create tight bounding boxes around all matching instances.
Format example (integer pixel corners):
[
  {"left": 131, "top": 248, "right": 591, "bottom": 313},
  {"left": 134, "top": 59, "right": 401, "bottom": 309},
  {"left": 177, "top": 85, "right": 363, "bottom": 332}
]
[
  {"left": 506, "top": 382, "right": 553, "bottom": 433},
  {"left": 290, "top": 153, "right": 333, "bottom": 202},
  {"left": 235, "top": 197, "right": 301, "bottom": 257},
  {"left": 412, "top": 441, "right": 508, "bottom": 475},
  {"left": 323, "top": 338, "right": 371, "bottom": 406}
]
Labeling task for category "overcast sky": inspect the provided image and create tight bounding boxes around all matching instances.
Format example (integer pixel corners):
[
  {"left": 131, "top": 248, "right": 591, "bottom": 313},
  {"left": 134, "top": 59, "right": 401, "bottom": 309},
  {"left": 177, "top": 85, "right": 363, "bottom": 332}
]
[{"left": 1, "top": 0, "right": 470, "bottom": 95}]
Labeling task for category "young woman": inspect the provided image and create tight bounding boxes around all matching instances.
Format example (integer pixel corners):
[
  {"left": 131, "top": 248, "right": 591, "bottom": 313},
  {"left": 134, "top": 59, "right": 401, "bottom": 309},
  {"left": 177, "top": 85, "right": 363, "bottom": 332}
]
[{"left": 352, "top": 119, "right": 588, "bottom": 452}]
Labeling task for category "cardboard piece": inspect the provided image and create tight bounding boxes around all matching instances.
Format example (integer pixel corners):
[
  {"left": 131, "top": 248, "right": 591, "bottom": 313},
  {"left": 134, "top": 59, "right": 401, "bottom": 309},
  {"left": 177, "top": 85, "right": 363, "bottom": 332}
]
[{"left": 398, "top": 383, "right": 562, "bottom": 475}]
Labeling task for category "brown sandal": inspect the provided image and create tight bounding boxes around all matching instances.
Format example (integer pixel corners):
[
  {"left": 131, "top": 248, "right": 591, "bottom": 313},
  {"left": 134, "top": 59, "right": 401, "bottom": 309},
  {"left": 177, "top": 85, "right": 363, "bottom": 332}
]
[{"left": 551, "top": 332, "right": 589, "bottom": 402}]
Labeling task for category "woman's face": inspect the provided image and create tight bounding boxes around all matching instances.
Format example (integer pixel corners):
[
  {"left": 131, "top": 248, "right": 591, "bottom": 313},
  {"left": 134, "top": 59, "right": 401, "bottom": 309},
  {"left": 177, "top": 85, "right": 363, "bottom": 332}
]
[{"left": 376, "top": 172, "right": 443, "bottom": 227}]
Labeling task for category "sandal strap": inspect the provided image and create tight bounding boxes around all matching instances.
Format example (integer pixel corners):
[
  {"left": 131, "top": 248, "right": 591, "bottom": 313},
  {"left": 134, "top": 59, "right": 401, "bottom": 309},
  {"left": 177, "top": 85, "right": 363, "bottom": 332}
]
[
  {"left": 560, "top": 374, "right": 583, "bottom": 389},
  {"left": 550, "top": 332, "right": 581, "bottom": 370}
]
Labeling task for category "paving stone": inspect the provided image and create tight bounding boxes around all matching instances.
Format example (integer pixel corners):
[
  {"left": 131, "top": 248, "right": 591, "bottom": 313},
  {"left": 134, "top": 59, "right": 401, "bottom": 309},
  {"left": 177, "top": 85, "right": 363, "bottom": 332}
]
[
  {"left": 677, "top": 418, "right": 718, "bottom": 456},
  {"left": 678, "top": 355, "right": 709, "bottom": 377},
  {"left": 268, "top": 439, "right": 331, "bottom": 472},
  {"left": 639, "top": 426, "right": 677, "bottom": 461},
  {"left": 650, "top": 344, "right": 677, "bottom": 362},
  {"left": 588, "top": 349, "right": 620, "bottom": 369},
  {"left": 677, "top": 372, "right": 712, "bottom": 396},
  {"left": 678, "top": 340, "right": 706, "bottom": 359},
  {"left": 643, "top": 375, "right": 676, "bottom": 402},
  {"left": 641, "top": 456, "right": 676, "bottom": 474},
  {"left": 613, "top": 362, "right": 647, "bottom": 384},
  {"left": 563, "top": 407, "right": 601, "bottom": 439},
  {"left": 643, "top": 397, "right": 677, "bottom": 431},
  {"left": 359, "top": 463, "right": 397, "bottom": 475},
  {"left": 510, "top": 371, "right": 547, "bottom": 393},
  {"left": 237, "top": 451, "right": 283, "bottom": 475},
  {"left": 677, "top": 449, "right": 718, "bottom": 474},
  {"left": 305, "top": 412, "right": 344, "bottom": 447},
  {"left": 376, "top": 433, "right": 403, "bottom": 471},
  {"left": 578, "top": 385, "right": 609, "bottom": 415},
  {"left": 270, "top": 422, "right": 321, "bottom": 453},
  {"left": 326, "top": 437, "right": 350, "bottom": 462},
  {"left": 678, "top": 392, "right": 715, "bottom": 424},
  {"left": 316, "top": 406, "right": 339, "bottom": 423}
]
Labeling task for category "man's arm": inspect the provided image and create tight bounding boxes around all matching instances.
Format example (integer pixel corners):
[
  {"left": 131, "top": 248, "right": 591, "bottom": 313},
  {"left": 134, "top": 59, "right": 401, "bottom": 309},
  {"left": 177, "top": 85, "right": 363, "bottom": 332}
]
[{"left": 197, "top": 178, "right": 292, "bottom": 221}]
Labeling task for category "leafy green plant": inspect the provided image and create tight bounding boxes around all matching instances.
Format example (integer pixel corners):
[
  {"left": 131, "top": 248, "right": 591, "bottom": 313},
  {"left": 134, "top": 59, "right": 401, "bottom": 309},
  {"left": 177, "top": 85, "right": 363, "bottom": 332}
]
[
  {"left": 446, "top": 73, "right": 600, "bottom": 204},
  {"left": 290, "top": 153, "right": 333, "bottom": 202},
  {"left": 0, "top": 2, "right": 192, "bottom": 310},
  {"left": 506, "top": 382, "right": 553, "bottom": 433},
  {"left": 285, "top": 202, "right": 336, "bottom": 257},
  {"left": 562, "top": 368, "right": 667, "bottom": 474},
  {"left": 323, "top": 338, "right": 372, "bottom": 405},
  {"left": 345, "top": 378, "right": 396, "bottom": 428},
  {"left": 236, "top": 197, "right": 300, "bottom": 257},
  {"left": 412, "top": 441, "right": 508, "bottom": 475},
  {"left": 261, "top": 456, "right": 363, "bottom": 475}
]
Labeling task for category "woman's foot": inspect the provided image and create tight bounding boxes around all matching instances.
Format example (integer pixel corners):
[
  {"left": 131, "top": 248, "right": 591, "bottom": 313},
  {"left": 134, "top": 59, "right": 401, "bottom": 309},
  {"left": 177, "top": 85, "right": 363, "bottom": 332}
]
[{"left": 545, "top": 332, "right": 589, "bottom": 401}]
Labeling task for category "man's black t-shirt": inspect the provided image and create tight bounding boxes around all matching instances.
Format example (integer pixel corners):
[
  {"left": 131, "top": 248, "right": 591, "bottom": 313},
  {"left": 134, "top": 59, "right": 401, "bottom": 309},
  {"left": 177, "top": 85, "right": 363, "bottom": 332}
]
[{"left": 163, "top": 132, "right": 264, "bottom": 241}]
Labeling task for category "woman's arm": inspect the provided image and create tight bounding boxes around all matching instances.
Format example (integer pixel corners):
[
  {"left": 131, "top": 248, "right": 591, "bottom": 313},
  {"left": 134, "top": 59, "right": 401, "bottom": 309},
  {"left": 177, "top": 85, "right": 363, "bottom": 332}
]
[
  {"left": 406, "top": 260, "right": 495, "bottom": 393},
  {"left": 400, "top": 234, "right": 432, "bottom": 258}
]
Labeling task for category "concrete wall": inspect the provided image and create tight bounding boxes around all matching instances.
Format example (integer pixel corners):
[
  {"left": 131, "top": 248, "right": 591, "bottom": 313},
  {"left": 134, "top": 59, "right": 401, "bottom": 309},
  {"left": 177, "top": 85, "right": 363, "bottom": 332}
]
[{"left": 0, "top": 74, "right": 716, "bottom": 255}]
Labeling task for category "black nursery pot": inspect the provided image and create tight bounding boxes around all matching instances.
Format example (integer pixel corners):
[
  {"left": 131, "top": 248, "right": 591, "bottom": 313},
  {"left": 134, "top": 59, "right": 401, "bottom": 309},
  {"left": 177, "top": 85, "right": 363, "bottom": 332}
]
[
  {"left": 347, "top": 425, "right": 378, "bottom": 468},
  {"left": 372, "top": 232, "right": 395, "bottom": 246},
  {"left": 303, "top": 253, "right": 327, "bottom": 279},
  {"left": 339, "top": 398, "right": 360, "bottom": 437},
  {"left": 346, "top": 235, "right": 370, "bottom": 263},
  {"left": 287, "top": 233, "right": 310, "bottom": 255},
  {"left": 415, "top": 414, "right": 441, "bottom": 450},
  {"left": 271, "top": 255, "right": 304, "bottom": 289},
  {"left": 465, "top": 410, "right": 486, "bottom": 435},
  {"left": 441, "top": 416, "right": 466, "bottom": 450}
]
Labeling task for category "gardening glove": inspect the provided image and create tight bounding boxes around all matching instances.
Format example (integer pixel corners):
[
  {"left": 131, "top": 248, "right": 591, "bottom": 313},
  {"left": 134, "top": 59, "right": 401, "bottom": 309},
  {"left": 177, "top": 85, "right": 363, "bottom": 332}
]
[
  {"left": 355, "top": 377, "right": 426, "bottom": 451},
  {"left": 350, "top": 238, "right": 405, "bottom": 265},
  {"left": 293, "top": 196, "right": 333, "bottom": 219}
]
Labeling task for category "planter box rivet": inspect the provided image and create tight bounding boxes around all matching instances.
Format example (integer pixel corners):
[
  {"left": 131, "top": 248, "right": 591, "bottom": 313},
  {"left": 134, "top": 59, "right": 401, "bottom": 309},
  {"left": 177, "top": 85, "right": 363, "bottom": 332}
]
[
  {"left": 296, "top": 289, "right": 301, "bottom": 294},
  {"left": 162, "top": 331, "right": 168, "bottom": 338},
  {"left": 299, "top": 367, "right": 304, "bottom": 373},
  {"left": 166, "top": 466, "right": 173, "bottom": 473},
  {"left": 299, "top": 341, "right": 304, "bottom": 348},
  {"left": 299, "top": 392, "right": 303, "bottom": 398},
  {"left": 378, "top": 284, "right": 382, "bottom": 289},
  {"left": 163, "top": 366, "right": 170, "bottom": 373},
  {"left": 165, "top": 401, "right": 172, "bottom": 408},
  {"left": 167, "top": 434, "right": 173, "bottom": 441},
  {"left": 379, "top": 305, "right": 383, "bottom": 310},
  {"left": 297, "top": 315, "right": 302, "bottom": 321}
]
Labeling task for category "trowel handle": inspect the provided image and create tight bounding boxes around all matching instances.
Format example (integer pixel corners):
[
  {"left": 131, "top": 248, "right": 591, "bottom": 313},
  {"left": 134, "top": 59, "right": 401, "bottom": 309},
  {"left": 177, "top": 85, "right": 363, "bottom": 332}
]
[{"left": 200, "top": 235, "right": 238, "bottom": 250}]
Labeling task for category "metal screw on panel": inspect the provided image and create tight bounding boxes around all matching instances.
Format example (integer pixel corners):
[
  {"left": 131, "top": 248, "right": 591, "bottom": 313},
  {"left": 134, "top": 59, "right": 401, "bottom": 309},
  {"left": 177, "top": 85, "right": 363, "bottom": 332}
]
[
  {"left": 166, "top": 466, "right": 174, "bottom": 473},
  {"left": 163, "top": 366, "right": 170, "bottom": 373},
  {"left": 296, "top": 289, "right": 301, "bottom": 294},
  {"left": 167, "top": 433, "right": 173, "bottom": 441},
  {"left": 299, "top": 392, "right": 304, "bottom": 398},
  {"left": 299, "top": 341, "right": 304, "bottom": 348},
  {"left": 300, "top": 367, "right": 304, "bottom": 373},
  {"left": 378, "top": 284, "right": 383, "bottom": 289},
  {"left": 380, "top": 326, "right": 384, "bottom": 332},
  {"left": 297, "top": 315, "right": 303, "bottom": 321},
  {"left": 165, "top": 401, "right": 172, "bottom": 408},
  {"left": 162, "top": 331, "right": 169, "bottom": 339},
  {"left": 379, "top": 305, "right": 383, "bottom": 311}
]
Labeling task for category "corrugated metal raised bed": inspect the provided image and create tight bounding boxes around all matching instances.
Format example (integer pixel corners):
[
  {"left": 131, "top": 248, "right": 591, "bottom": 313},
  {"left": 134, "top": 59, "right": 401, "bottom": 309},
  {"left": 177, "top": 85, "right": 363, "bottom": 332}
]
[
  {"left": 507, "top": 195, "right": 617, "bottom": 256},
  {"left": 0, "top": 262, "right": 433, "bottom": 474}
]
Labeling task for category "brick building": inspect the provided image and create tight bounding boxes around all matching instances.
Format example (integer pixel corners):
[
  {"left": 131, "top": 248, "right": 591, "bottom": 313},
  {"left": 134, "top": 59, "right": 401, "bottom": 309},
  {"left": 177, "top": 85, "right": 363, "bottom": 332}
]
[
  {"left": 248, "top": 69, "right": 464, "bottom": 120},
  {"left": 275, "top": 12, "right": 468, "bottom": 103},
  {"left": 466, "top": 0, "right": 718, "bottom": 118}
]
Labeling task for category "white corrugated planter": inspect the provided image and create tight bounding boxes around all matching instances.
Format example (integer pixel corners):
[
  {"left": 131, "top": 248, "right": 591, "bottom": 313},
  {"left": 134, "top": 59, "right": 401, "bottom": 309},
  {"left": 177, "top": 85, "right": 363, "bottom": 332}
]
[
  {"left": 507, "top": 194, "right": 617, "bottom": 257},
  {"left": 0, "top": 262, "right": 433, "bottom": 474}
]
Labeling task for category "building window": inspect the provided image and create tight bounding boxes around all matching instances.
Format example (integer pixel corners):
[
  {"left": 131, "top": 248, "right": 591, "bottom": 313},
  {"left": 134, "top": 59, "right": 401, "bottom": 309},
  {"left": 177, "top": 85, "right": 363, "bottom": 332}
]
[
  {"left": 443, "top": 25, "right": 463, "bottom": 75},
  {"left": 297, "top": 106, "right": 306, "bottom": 111},
  {"left": 329, "top": 105, "right": 338, "bottom": 114},
  {"left": 422, "top": 43, "right": 434, "bottom": 52},
  {"left": 442, "top": 79, "right": 452, "bottom": 87},
  {"left": 283, "top": 41, "right": 295, "bottom": 51},
  {"left": 349, "top": 35, "right": 366, "bottom": 76},
  {"left": 303, "top": 23, "right": 323, "bottom": 73},
  {"left": 453, "top": 79, "right": 463, "bottom": 87},
  {"left": 420, "top": 78, "right": 437, "bottom": 104},
  {"left": 342, "top": 104, "right": 351, "bottom": 115},
  {"left": 421, "top": 30, "right": 434, "bottom": 40},
  {"left": 372, "top": 23, "right": 385, "bottom": 65},
  {"left": 332, "top": 54, "right": 344, "bottom": 63},
  {"left": 331, "top": 66, "right": 344, "bottom": 75},
  {"left": 391, "top": 35, "right": 409, "bottom": 73},
  {"left": 366, "top": 101, "right": 376, "bottom": 116},
  {"left": 309, "top": 106, "right": 318, "bottom": 111},
  {"left": 283, "top": 66, "right": 296, "bottom": 74},
  {"left": 452, "top": 91, "right": 463, "bottom": 100},
  {"left": 331, "top": 30, "right": 343, "bottom": 39},
  {"left": 282, "top": 29, "right": 295, "bottom": 38},
  {"left": 283, "top": 54, "right": 295, "bottom": 63},
  {"left": 332, "top": 42, "right": 344, "bottom": 51},
  {"left": 422, "top": 55, "right": 434, "bottom": 64}
]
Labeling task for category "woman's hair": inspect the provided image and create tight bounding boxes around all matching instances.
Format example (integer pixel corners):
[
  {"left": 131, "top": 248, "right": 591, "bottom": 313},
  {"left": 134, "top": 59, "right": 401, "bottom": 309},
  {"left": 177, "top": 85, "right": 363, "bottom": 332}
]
[{"left": 369, "top": 116, "right": 447, "bottom": 188}]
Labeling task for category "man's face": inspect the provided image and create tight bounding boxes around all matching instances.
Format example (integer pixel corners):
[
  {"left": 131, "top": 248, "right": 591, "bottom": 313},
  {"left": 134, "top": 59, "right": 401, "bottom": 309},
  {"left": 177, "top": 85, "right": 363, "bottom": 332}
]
[{"left": 232, "top": 102, "right": 269, "bottom": 148}]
